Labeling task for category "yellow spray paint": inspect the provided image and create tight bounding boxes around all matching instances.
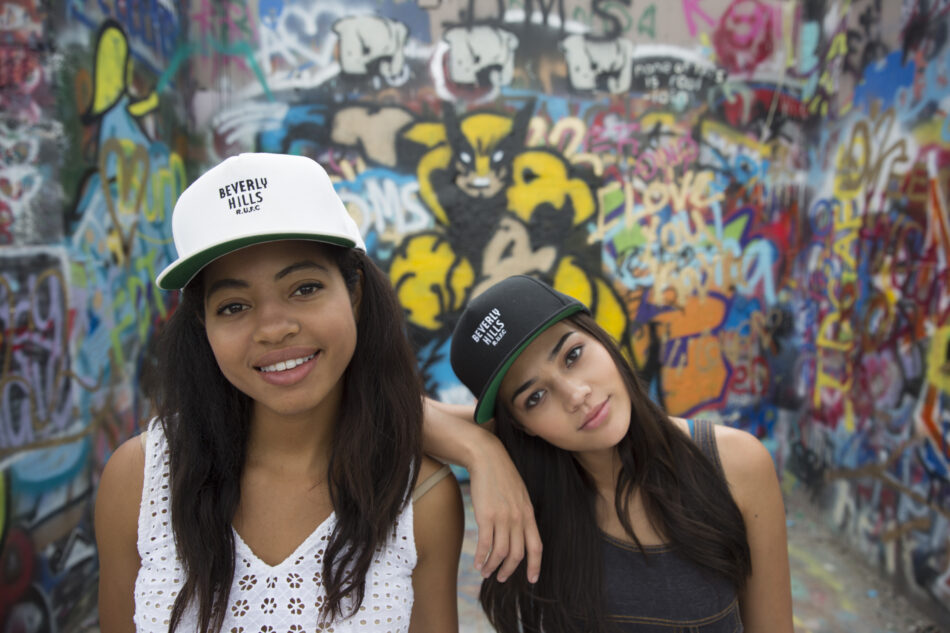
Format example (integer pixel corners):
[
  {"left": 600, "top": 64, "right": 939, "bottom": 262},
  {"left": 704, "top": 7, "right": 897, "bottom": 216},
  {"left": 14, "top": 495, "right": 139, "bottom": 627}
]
[
  {"left": 90, "top": 25, "right": 130, "bottom": 117},
  {"left": 390, "top": 233, "right": 474, "bottom": 331}
]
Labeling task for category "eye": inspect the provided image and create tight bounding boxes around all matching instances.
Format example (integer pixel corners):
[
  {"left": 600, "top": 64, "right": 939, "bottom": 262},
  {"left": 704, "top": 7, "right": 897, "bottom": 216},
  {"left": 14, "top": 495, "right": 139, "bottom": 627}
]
[
  {"left": 565, "top": 344, "right": 583, "bottom": 367},
  {"left": 525, "top": 389, "right": 546, "bottom": 409},
  {"left": 459, "top": 151, "right": 472, "bottom": 164},
  {"left": 216, "top": 302, "right": 247, "bottom": 316},
  {"left": 292, "top": 281, "right": 324, "bottom": 297},
  {"left": 492, "top": 150, "right": 504, "bottom": 163}
]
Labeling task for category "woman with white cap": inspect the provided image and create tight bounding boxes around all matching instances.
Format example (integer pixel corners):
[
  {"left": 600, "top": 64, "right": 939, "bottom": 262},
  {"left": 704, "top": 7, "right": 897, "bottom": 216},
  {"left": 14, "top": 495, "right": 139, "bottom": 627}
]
[
  {"left": 429, "top": 274, "right": 793, "bottom": 632},
  {"left": 94, "top": 153, "right": 467, "bottom": 632}
]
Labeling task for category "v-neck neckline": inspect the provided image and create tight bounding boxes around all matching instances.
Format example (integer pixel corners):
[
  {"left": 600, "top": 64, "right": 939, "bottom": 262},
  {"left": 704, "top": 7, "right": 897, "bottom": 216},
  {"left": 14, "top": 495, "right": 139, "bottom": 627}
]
[{"left": 232, "top": 512, "right": 337, "bottom": 571}]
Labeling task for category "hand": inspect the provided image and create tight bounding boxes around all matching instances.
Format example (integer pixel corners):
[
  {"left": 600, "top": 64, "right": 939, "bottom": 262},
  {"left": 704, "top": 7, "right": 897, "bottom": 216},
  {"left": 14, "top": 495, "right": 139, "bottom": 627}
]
[
  {"left": 466, "top": 435, "right": 542, "bottom": 584},
  {"left": 419, "top": 398, "right": 543, "bottom": 583}
]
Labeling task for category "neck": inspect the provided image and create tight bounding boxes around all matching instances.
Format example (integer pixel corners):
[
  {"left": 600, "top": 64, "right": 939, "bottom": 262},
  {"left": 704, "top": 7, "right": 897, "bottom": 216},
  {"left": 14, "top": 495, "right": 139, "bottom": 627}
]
[
  {"left": 246, "top": 403, "right": 336, "bottom": 478},
  {"left": 574, "top": 447, "right": 622, "bottom": 499}
]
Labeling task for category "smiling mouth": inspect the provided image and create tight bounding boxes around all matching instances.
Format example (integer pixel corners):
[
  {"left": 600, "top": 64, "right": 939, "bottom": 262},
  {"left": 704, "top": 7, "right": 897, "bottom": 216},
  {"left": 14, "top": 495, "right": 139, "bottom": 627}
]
[{"left": 256, "top": 353, "right": 316, "bottom": 373}]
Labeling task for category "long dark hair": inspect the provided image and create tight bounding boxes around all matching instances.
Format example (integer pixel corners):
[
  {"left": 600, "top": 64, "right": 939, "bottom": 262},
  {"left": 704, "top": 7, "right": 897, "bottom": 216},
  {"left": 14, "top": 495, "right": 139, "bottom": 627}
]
[
  {"left": 480, "top": 313, "right": 751, "bottom": 633},
  {"left": 151, "top": 245, "right": 423, "bottom": 632}
]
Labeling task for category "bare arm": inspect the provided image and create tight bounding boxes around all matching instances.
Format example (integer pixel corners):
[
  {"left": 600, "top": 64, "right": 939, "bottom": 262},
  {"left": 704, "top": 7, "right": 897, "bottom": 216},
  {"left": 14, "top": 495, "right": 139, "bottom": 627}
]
[
  {"left": 409, "top": 457, "right": 464, "bottom": 633},
  {"left": 95, "top": 436, "right": 145, "bottom": 633},
  {"left": 422, "top": 398, "right": 542, "bottom": 583},
  {"left": 716, "top": 426, "right": 794, "bottom": 633}
]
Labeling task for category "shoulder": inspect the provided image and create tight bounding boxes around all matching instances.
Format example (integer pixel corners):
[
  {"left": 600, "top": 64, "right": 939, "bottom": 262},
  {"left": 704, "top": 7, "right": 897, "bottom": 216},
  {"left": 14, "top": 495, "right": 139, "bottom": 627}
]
[
  {"left": 710, "top": 425, "right": 779, "bottom": 513},
  {"left": 100, "top": 434, "right": 146, "bottom": 496},
  {"left": 413, "top": 456, "right": 461, "bottom": 509},
  {"left": 416, "top": 455, "right": 450, "bottom": 485},
  {"left": 95, "top": 434, "right": 146, "bottom": 535},
  {"left": 412, "top": 456, "right": 463, "bottom": 548},
  {"left": 407, "top": 457, "right": 463, "bottom": 631},
  {"left": 668, "top": 416, "right": 690, "bottom": 435},
  {"left": 710, "top": 426, "right": 793, "bottom": 630},
  {"left": 95, "top": 434, "right": 146, "bottom": 631}
]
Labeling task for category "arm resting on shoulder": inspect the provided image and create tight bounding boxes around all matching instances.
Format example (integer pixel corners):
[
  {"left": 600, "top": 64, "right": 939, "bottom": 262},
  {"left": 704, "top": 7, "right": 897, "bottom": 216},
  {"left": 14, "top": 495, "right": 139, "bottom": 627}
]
[
  {"left": 95, "top": 435, "right": 146, "bottom": 633},
  {"left": 409, "top": 456, "right": 464, "bottom": 633},
  {"left": 716, "top": 426, "right": 794, "bottom": 633},
  {"left": 422, "top": 398, "right": 542, "bottom": 583}
]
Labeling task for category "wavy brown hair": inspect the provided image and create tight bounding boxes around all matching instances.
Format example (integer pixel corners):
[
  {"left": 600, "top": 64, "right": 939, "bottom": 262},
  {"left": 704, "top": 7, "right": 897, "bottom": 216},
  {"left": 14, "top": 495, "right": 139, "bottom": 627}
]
[
  {"left": 150, "top": 245, "right": 423, "bottom": 632},
  {"left": 480, "top": 312, "right": 751, "bottom": 633}
]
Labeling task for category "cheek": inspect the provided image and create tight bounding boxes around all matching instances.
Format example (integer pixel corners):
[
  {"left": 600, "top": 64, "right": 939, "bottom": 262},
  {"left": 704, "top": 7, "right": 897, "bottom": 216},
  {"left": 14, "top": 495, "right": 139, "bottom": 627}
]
[
  {"left": 328, "top": 312, "right": 359, "bottom": 361},
  {"left": 519, "top": 413, "right": 560, "bottom": 441},
  {"left": 204, "top": 327, "right": 242, "bottom": 374}
]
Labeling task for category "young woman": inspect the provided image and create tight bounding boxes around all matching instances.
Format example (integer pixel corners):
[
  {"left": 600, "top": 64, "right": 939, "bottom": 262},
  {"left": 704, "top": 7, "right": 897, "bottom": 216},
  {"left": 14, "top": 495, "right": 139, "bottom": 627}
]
[
  {"left": 431, "top": 274, "right": 794, "bottom": 632},
  {"left": 95, "top": 153, "right": 465, "bottom": 632}
]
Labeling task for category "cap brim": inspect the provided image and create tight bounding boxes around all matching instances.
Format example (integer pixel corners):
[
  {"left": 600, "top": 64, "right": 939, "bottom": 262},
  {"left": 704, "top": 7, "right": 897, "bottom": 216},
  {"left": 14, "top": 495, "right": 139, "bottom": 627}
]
[
  {"left": 156, "top": 232, "right": 358, "bottom": 290},
  {"left": 472, "top": 303, "right": 586, "bottom": 423}
]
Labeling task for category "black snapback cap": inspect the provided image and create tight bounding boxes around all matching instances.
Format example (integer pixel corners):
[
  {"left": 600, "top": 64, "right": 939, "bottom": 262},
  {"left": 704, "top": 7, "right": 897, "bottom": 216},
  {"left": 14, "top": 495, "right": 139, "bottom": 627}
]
[{"left": 450, "top": 275, "right": 590, "bottom": 423}]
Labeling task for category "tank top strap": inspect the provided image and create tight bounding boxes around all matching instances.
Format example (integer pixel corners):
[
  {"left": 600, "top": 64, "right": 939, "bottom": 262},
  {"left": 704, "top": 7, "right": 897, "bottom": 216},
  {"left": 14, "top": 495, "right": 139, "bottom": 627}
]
[{"left": 688, "top": 418, "right": 725, "bottom": 477}]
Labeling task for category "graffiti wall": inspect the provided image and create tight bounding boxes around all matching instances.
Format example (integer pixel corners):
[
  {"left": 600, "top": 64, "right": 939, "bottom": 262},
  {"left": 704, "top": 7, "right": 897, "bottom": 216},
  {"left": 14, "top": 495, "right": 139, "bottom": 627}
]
[
  {"left": 0, "top": 0, "right": 947, "bottom": 626},
  {"left": 787, "top": 0, "right": 950, "bottom": 615},
  {"left": 0, "top": 0, "right": 187, "bottom": 627}
]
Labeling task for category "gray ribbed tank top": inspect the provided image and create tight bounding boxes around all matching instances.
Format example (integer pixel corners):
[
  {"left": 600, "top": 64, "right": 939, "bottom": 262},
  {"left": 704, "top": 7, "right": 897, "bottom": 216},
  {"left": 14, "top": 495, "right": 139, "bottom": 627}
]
[{"left": 601, "top": 419, "right": 743, "bottom": 632}]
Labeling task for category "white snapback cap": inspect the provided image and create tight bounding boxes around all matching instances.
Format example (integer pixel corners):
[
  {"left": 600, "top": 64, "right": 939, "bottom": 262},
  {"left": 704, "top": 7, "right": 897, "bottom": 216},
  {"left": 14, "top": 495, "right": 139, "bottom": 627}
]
[{"left": 156, "top": 153, "right": 366, "bottom": 290}]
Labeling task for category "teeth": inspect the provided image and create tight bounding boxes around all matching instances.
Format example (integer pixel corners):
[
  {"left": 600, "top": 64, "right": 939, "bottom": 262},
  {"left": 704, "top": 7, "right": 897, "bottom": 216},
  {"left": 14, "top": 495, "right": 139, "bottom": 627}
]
[{"left": 258, "top": 353, "right": 315, "bottom": 373}]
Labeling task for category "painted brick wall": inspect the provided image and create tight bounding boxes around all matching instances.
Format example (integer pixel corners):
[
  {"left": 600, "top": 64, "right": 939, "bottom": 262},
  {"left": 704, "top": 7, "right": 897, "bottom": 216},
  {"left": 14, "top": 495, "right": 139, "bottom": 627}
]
[{"left": 0, "top": 0, "right": 947, "bottom": 626}]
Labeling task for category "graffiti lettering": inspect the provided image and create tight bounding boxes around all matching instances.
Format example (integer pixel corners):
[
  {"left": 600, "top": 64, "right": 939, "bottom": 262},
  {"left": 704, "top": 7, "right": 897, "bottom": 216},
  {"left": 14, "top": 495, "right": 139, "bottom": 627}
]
[
  {"left": 682, "top": 0, "right": 715, "bottom": 37},
  {"left": 0, "top": 254, "right": 74, "bottom": 451},
  {"left": 338, "top": 175, "right": 431, "bottom": 241}
]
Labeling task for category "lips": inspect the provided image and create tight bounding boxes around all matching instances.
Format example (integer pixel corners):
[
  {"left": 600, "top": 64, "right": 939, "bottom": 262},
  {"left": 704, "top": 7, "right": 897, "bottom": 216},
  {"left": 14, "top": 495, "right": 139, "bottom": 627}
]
[
  {"left": 252, "top": 349, "right": 321, "bottom": 388},
  {"left": 257, "top": 353, "right": 316, "bottom": 373},
  {"left": 253, "top": 348, "right": 319, "bottom": 373},
  {"left": 579, "top": 398, "right": 609, "bottom": 430}
]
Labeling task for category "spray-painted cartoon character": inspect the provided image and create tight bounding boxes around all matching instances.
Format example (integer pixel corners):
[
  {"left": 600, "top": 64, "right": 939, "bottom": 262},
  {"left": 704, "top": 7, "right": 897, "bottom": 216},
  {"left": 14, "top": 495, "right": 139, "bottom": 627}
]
[{"left": 262, "top": 99, "right": 629, "bottom": 396}]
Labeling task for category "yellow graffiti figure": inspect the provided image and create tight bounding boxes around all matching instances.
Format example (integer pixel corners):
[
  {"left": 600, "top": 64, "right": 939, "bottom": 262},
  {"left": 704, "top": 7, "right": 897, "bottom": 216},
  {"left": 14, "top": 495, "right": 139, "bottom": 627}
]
[
  {"left": 392, "top": 102, "right": 627, "bottom": 348},
  {"left": 85, "top": 20, "right": 158, "bottom": 121},
  {"left": 328, "top": 100, "right": 628, "bottom": 354}
]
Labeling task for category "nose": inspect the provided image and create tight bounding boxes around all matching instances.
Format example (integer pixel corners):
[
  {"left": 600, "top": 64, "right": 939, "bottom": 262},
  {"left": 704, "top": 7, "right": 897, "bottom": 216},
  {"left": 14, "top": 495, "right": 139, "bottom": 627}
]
[
  {"left": 252, "top": 301, "right": 300, "bottom": 344},
  {"left": 564, "top": 378, "right": 592, "bottom": 412}
]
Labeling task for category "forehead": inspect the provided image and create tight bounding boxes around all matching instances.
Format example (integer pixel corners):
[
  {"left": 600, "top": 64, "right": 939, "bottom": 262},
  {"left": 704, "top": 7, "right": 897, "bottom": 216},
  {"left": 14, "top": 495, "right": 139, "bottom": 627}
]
[
  {"left": 499, "top": 321, "right": 574, "bottom": 394},
  {"left": 202, "top": 240, "right": 337, "bottom": 281}
]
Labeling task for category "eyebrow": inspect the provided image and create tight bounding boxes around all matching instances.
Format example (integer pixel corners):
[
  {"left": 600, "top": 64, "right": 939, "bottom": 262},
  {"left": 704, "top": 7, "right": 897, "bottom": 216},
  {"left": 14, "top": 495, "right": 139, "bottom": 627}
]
[
  {"left": 509, "top": 331, "right": 575, "bottom": 403},
  {"left": 276, "top": 260, "right": 330, "bottom": 280},
  {"left": 548, "top": 331, "right": 574, "bottom": 361},
  {"left": 205, "top": 260, "right": 330, "bottom": 298}
]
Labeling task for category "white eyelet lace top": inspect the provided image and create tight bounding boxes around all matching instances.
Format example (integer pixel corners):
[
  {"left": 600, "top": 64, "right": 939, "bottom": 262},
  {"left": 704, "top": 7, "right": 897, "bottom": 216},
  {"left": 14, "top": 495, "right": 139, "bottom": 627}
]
[{"left": 133, "top": 420, "right": 416, "bottom": 633}]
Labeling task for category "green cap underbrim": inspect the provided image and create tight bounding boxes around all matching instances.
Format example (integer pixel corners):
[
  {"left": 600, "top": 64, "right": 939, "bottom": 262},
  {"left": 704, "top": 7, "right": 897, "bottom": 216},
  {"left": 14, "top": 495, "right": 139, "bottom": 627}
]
[
  {"left": 472, "top": 303, "right": 586, "bottom": 424},
  {"left": 156, "top": 233, "right": 357, "bottom": 290}
]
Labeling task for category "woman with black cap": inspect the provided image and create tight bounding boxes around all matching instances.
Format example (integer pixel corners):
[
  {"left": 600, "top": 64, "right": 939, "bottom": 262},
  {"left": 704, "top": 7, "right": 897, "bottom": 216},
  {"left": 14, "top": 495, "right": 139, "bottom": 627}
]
[{"left": 428, "top": 274, "right": 793, "bottom": 632}]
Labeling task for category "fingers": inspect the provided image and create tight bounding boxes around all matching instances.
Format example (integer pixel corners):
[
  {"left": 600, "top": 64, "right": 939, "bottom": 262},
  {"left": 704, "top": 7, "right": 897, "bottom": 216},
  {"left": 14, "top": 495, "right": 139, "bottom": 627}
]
[
  {"left": 523, "top": 512, "right": 543, "bottom": 584},
  {"left": 474, "top": 508, "right": 543, "bottom": 584},
  {"left": 473, "top": 517, "right": 494, "bottom": 576},
  {"left": 494, "top": 529, "right": 523, "bottom": 583},
  {"left": 480, "top": 520, "right": 510, "bottom": 580},
  {"left": 464, "top": 439, "right": 543, "bottom": 584}
]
